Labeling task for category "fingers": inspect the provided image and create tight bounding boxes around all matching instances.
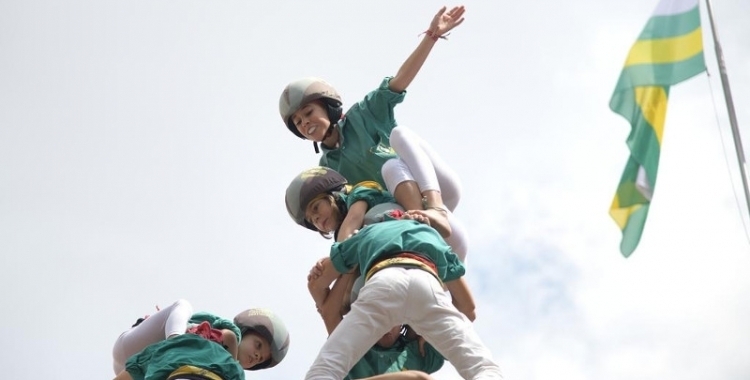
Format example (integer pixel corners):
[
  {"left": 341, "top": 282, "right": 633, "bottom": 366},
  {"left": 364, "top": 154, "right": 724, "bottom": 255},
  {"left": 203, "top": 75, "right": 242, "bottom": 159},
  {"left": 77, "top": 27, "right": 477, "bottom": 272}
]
[{"left": 433, "top": 5, "right": 447, "bottom": 19}]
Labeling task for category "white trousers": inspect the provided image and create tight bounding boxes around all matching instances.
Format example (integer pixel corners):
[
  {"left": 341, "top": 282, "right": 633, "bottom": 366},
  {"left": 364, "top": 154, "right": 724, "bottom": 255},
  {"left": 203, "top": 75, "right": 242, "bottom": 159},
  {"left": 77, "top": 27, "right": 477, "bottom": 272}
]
[
  {"left": 112, "top": 299, "right": 193, "bottom": 374},
  {"left": 382, "top": 126, "right": 469, "bottom": 261},
  {"left": 305, "top": 268, "right": 503, "bottom": 380}
]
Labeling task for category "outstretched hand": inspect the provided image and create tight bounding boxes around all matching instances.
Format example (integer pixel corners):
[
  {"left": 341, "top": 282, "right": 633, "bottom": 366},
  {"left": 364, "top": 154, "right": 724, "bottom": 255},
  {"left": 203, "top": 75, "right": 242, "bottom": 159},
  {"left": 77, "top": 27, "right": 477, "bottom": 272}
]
[{"left": 428, "top": 5, "right": 465, "bottom": 37}]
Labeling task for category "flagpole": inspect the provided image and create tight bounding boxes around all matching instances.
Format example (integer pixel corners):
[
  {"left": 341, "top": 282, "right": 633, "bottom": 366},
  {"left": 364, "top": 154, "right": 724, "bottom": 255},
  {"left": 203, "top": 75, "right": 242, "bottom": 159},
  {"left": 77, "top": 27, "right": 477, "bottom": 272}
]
[{"left": 704, "top": 0, "right": 750, "bottom": 218}]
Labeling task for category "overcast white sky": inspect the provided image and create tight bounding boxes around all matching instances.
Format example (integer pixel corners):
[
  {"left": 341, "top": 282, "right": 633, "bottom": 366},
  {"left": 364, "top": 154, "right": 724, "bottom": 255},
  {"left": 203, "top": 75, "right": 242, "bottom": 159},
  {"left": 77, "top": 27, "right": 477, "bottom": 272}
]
[{"left": 1, "top": 1, "right": 749, "bottom": 379}]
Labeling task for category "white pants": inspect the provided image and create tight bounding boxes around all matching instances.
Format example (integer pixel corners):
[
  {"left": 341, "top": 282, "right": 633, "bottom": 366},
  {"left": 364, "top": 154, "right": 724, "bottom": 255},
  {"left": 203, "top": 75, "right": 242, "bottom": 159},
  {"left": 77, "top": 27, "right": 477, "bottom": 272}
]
[
  {"left": 112, "top": 299, "right": 193, "bottom": 374},
  {"left": 382, "top": 126, "right": 469, "bottom": 261},
  {"left": 305, "top": 268, "right": 503, "bottom": 380}
]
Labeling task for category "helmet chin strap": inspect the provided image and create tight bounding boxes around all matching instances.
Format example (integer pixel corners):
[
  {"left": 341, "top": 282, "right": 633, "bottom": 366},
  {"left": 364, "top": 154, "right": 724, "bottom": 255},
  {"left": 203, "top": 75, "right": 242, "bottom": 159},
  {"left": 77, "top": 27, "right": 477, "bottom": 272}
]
[{"left": 314, "top": 123, "right": 337, "bottom": 153}]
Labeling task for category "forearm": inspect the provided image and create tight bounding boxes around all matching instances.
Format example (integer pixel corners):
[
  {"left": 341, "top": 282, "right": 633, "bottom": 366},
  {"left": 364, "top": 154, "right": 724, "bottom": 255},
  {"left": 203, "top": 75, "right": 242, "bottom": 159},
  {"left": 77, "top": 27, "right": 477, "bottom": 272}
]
[
  {"left": 308, "top": 280, "right": 330, "bottom": 310},
  {"left": 337, "top": 201, "right": 367, "bottom": 242},
  {"left": 319, "top": 273, "right": 355, "bottom": 334},
  {"left": 389, "top": 37, "right": 437, "bottom": 94}
]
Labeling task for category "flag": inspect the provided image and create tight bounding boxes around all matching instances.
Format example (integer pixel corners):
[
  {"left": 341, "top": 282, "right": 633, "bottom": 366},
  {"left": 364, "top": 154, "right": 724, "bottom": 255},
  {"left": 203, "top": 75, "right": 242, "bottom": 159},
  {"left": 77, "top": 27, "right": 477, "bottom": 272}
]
[{"left": 609, "top": 0, "right": 706, "bottom": 257}]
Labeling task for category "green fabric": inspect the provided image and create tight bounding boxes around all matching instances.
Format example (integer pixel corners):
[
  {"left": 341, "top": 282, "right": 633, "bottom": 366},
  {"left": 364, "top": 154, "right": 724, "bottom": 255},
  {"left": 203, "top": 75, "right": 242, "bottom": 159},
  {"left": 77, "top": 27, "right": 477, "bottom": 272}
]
[
  {"left": 346, "top": 340, "right": 444, "bottom": 379},
  {"left": 638, "top": 5, "right": 701, "bottom": 40},
  {"left": 319, "top": 77, "right": 405, "bottom": 187},
  {"left": 330, "top": 219, "right": 465, "bottom": 283},
  {"left": 189, "top": 312, "right": 242, "bottom": 343},
  {"left": 125, "top": 334, "right": 245, "bottom": 380},
  {"left": 608, "top": 1, "right": 705, "bottom": 257},
  {"left": 341, "top": 185, "right": 396, "bottom": 210}
]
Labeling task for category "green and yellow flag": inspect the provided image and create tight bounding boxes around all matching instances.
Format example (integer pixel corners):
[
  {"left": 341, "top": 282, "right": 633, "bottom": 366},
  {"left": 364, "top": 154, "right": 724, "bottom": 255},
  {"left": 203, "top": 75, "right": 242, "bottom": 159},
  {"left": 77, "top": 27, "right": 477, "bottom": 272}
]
[{"left": 609, "top": 0, "right": 706, "bottom": 257}]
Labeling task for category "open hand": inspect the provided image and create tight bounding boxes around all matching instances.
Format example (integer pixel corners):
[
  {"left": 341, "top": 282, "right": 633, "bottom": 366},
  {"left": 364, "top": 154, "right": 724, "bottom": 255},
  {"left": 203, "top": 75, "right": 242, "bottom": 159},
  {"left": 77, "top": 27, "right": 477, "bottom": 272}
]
[{"left": 428, "top": 5, "right": 465, "bottom": 37}]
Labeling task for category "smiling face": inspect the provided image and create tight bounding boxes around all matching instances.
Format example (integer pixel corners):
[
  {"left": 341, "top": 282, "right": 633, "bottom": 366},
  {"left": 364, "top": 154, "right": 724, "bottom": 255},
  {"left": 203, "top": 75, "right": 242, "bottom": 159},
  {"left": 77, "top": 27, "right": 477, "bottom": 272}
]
[
  {"left": 305, "top": 195, "right": 342, "bottom": 234},
  {"left": 291, "top": 100, "right": 331, "bottom": 142},
  {"left": 237, "top": 332, "right": 272, "bottom": 370}
]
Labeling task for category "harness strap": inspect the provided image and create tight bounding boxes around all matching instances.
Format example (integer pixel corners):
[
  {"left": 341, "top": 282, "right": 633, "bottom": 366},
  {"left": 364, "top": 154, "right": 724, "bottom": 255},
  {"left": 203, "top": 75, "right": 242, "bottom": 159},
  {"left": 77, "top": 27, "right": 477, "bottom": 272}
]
[
  {"left": 365, "top": 252, "right": 441, "bottom": 284},
  {"left": 168, "top": 365, "right": 223, "bottom": 380}
]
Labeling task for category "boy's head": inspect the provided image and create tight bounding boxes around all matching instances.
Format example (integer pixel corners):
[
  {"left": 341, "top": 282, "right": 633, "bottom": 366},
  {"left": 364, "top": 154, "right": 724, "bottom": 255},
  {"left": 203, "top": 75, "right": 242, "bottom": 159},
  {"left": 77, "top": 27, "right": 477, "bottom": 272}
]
[
  {"left": 376, "top": 325, "right": 405, "bottom": 348},
  {"left": 279, "top": 77, "right": 343, "bottom": 141},
  {"left": 233, "top": 308, "right": 290, "bottom": 371},
  {"left": 286, "top": 167, "right": 348, "bottom": 232}
]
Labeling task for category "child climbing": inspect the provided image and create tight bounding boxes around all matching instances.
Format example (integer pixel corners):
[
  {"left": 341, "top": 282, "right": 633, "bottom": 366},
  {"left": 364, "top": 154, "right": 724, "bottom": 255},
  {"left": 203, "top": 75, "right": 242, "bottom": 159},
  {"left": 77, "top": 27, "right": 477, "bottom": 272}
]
[
  {"left": 285, "top": 167, "right": 502, "bottom": 380},
  {"left": 279, "top": 5, "right": 470, "bottom": 261},
  {"left": 112, "top": 299, "right": 290, "bottom": 377},
  {"left": 307, "top": 256, "right": 445, "bottom": 379},
  {"left": 286, "top": 166, "right": 476, "bottom": 318}
]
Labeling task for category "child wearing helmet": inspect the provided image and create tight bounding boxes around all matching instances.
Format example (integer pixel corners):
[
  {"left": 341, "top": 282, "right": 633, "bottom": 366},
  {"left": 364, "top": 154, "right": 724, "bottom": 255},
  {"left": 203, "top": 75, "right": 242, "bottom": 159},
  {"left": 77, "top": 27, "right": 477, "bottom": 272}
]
[
  {"left": 278, "top": 5, "right": 470, "bottom": 261},
  {"left": 285, "top": 167, "right": 502, "bottom": 380},
  {"left": 307, "top": 258, "right": 445, "bottom": 379},
  {"left": 287, "top": 166, "right": 476, "bottom": 317},
  {"left": 113, "top": 333, "right": 245, "bottom": 380},
  {"left": 112, "top": 299, "right": 290, "bottom": 377}
]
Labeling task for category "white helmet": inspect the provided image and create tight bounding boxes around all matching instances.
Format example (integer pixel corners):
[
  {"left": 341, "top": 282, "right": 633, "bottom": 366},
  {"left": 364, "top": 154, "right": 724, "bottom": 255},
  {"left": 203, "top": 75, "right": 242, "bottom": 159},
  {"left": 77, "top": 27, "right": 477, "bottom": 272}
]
[{"left": 279, "top": 77, "right": 343, "bottom": 139}]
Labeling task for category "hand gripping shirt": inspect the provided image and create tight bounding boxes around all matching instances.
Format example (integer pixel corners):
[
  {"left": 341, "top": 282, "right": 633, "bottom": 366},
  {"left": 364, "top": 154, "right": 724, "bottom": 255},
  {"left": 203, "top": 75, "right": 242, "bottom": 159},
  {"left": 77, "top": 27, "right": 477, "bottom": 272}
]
[
  {"left": 319, "top": 77, "right": 405, "bottom": 188},
  {"left": 340, "top": 184, "right": 397, "bottom": 212},
  {"left": 330, "top": 219, "right": 465, "bottom": 283},
  {"left": 125, "top": 333, "right": 245, "bottom": 380},
  {"left": 189, "top": 312, "right": 242, "bottom": 344},
  {"left": 345, "top": 340, "right": 444, "bottom": 379}
]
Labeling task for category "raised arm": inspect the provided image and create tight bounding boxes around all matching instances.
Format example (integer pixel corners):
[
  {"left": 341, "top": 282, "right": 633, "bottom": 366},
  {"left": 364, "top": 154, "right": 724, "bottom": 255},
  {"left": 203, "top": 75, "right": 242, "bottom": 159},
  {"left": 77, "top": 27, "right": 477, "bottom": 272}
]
[
  {"left": 307, "top": 257, "right": 342, "bottom": 309},
  {"left": 318, "top": 272, "right": 357, "bottom": 334},
  {"left": 388, "top": 5, "right": 466, "bottom": 93},
  {"left": 307, "top": 257, "right": 358, "bottom": 334}
]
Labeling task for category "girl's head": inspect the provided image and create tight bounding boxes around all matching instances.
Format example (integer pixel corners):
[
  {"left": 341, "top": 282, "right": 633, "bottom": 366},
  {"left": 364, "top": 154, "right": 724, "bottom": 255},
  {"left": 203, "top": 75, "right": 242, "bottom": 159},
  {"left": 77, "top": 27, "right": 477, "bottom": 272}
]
[
  {"left": 279, "top": 77, "right": 343, "bottom": 142},
  {"left": 305, "top": 193, "right": 344, "bottom": 236},
  {"left": 285, "top": 167, "right": 348, "bottom": 234},
  {"left": 233, "top": 308, "right": 290, "bottom": 371}
]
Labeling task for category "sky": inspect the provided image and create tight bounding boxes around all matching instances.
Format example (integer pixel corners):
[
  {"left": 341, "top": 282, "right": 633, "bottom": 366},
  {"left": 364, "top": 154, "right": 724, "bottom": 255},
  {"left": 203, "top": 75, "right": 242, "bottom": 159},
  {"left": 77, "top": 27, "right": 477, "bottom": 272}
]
[{"left": 1, "top": 0, "right": 749, "bottom": 379}]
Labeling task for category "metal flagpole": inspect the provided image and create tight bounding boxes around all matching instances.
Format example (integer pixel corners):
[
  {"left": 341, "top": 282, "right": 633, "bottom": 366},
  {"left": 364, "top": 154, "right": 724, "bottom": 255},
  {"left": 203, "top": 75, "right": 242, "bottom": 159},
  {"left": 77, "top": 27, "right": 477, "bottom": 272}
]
[{"left": 704, "top": 0, "right": 750, "bottom": 218}]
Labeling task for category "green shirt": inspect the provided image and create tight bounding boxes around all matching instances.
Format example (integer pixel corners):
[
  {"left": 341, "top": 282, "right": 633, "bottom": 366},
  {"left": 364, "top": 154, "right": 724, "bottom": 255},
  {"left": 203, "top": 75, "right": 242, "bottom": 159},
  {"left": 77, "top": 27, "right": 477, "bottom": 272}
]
[
  {"left": 330, "top": 219, "right": 465, "bottom": 283},
  {"left": 346, "top": 340, "right": 444, "bottom": 380},
  {"left": 189, "top": 312, "right": 242, "bottom": 344},
  {"left": 341, "top": 185, "right": 396, "bottom": 210},
  {"left": 320, "top": 77, "right": 405, "bottom": 187},
  {"left": 125, "top": 334, "right": 245, "bottom": 380}
]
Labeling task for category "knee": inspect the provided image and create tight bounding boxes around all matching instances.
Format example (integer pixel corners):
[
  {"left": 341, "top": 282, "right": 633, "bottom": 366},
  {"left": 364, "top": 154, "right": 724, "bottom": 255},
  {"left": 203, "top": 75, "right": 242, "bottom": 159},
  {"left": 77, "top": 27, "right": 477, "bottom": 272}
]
[
  {"left": 172, "top": 299, "right": 193, "bottom": 311},
  {"left": 381, "top": 158, "right": 412, "bottom": 194},
  {"left": 389, "top": 126, "right": 411, "bottom": 150}
]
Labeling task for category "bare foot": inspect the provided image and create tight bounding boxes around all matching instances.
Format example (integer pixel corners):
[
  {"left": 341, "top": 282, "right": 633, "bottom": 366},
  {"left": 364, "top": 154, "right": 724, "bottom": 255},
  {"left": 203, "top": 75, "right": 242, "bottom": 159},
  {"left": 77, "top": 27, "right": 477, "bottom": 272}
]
[
  {"left": 402, "top": 211, "right": 429, "bottom": 225},
  {"left": 405, "top": 207, "right": 451, "bottom": 238}
]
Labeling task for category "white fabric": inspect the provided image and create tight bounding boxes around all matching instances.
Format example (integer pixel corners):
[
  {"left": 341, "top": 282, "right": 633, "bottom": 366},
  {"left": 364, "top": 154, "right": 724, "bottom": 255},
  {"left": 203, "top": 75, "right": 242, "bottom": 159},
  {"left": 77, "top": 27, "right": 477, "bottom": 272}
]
[
  {"left": 653, "top": 0, "right": 698, "bottom": 16},
  {"left": 112, "top": 299, "right": 194, "bottom": 374},
  {"left": 381, "top": 127, "right": 469, "bottom": 261},
  {"left": 306, "top": 267, "right": 503, "bottom": 380},
  {"left": 388, "top": 126, "right": 462, "bottom": 211}
]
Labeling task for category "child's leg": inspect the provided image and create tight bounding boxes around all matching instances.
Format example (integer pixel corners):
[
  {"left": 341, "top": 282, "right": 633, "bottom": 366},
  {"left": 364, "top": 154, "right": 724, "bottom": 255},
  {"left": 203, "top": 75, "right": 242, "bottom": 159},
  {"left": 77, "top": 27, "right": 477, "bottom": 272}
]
[
  {"left": 112, "top": 299, "right": 193, "bottom": 375},
  {"left": 389, "top": 126, "right": 462, "bottom": 212},
  {"left": 382, "top": 159, "right": 451, "bottom": 237},
  {"left": 443, "top": 214, "right": 468, "bottom": 261},
  {"left": 404, "top": 270, "right": 503, "bottom": 380},
  {"left": 305, "top": 268, "right": 411, "bottom": 380}
]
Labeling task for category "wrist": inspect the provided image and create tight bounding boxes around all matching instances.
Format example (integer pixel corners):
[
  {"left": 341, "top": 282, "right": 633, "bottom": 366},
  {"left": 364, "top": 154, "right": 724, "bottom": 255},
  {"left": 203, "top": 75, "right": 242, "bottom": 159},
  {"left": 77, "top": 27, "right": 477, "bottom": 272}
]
[{"left": 421, "top": 29, "right": 449, "bottom": 41}]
